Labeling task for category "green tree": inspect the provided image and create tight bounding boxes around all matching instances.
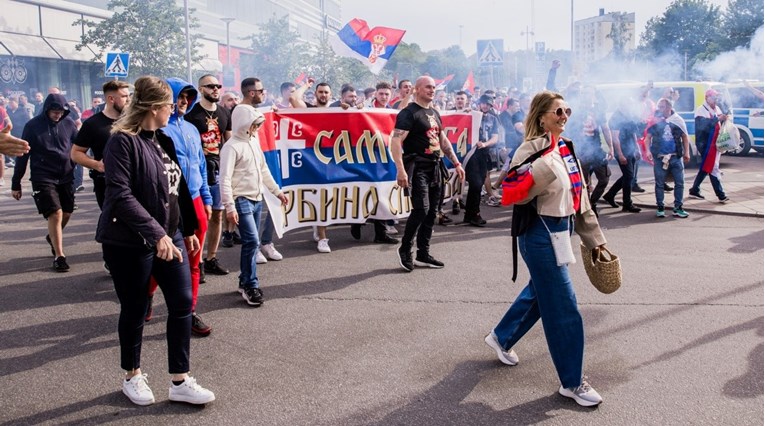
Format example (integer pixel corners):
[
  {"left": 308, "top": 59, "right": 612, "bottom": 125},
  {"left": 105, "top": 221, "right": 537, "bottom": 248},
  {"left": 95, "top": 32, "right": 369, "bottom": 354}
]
[
  {"left": 244, "top": 15, "right": 310, "bottom": 91},
  {"left": 607, "top": 12, "right": 632, "bottom": 60},
  {"left": 638, "top": 0, "right": 722, "bottom": 69},
  {"left": 303, "top": 32, "right": 382, "bottom": 91},
  {"left": 386, "top": 42, "right": 427, "bottom": 81},
  {"left": 75, "top": 0, "right": 202, "bottom": 79},
  {"left": 720, "top": 0, "right": 764, "bottom": 50}
]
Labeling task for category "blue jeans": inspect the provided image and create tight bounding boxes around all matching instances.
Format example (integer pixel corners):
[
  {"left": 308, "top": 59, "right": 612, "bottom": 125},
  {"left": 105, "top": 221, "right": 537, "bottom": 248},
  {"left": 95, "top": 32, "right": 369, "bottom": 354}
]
[
  {"left": 653, "top": 156, "right": 685, "bottom": 209},
  {"left": 691, "top": 168, "right": 726, "bottom": 200},
  {"left": 235, "top": 197, "right": 262, "bottom": 289},
  {"left": 493, "top": 215, "right": 584, "bottom": 389}
]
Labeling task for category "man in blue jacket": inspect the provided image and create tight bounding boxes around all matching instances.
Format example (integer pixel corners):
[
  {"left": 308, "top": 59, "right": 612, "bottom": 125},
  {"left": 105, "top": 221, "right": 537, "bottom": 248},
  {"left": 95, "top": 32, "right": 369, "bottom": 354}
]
[
  {"left": 11, "top": 94, "right": 78, "bottom": 272},
  {"left": 146, "top": 78, "right": 214, "bottom": 337}
]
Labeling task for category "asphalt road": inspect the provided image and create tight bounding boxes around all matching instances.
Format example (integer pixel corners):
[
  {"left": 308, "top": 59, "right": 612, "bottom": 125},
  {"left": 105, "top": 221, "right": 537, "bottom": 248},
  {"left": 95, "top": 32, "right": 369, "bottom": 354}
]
[{"left": 0, "top": 163, "right": 762, "bottom": 425}]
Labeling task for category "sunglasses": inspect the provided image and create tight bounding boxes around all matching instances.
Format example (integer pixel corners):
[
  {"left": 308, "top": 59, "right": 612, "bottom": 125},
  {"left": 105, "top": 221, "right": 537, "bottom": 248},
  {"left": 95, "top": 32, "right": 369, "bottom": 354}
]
[
  {"left": 547, "top": 107, "right": 572, "bottom": 117},
  {"left": 248, "top": 88, "right": 265, "bottom": 94},
  {"left": 202, "top": 84, "right": 222, "bottom": 90}
]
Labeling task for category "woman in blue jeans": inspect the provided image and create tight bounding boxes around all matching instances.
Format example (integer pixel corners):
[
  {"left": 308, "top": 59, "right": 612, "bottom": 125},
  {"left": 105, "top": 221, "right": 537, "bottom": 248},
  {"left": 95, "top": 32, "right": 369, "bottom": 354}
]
[
  {"left": 97, "top": 76, "right": 215, "bottom": 406},
  {"left": 485, "top": 91, "right": 609, "bottom": 407}
]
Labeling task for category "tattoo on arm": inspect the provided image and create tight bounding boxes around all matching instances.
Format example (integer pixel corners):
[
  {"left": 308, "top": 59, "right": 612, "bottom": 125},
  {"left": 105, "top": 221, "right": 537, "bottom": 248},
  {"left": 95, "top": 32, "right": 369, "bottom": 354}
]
[{"left": 392, "top": 129, "right": 405, "bottom": 138}]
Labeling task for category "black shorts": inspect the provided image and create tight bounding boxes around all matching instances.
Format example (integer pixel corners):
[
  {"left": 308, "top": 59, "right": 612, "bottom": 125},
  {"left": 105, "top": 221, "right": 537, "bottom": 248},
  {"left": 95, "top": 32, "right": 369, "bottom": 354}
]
[{"left": 31, "top": 182, "right": 75, "bottom": 218}]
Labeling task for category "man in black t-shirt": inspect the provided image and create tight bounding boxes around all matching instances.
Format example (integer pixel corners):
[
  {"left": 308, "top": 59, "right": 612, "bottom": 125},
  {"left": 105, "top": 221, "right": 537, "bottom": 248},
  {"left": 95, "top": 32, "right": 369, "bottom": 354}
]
[
  {"left": 185, "top": 74, "right": 232, "bottom": 277},
  {"left": 391, "top": 76, "right": 465, "bottom": 272},
  {"left": 71, "top": 80, "right": 131, "bottom": 208},
  {"left": 463, "top": 95, "right": 499, "bottom": 226},
  {"left": 603, "top": 99, "right": 642, "bottom": 213}
]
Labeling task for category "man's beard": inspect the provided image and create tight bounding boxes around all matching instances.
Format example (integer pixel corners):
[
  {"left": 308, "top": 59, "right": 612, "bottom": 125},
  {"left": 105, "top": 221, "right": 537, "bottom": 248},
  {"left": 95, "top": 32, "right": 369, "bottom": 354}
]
[
  {"left": 114, "top": 104, "right": 123, "bottom": 114},
  {"left": 203, "top": 92, "right": 219, "bottom": 103}
]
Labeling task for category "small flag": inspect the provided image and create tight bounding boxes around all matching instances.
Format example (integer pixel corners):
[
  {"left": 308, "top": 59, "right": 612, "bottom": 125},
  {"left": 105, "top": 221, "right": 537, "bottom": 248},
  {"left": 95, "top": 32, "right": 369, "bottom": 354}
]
[
  {"left": 294, "top": 72, "right": 306, "bottom": 84},
  {"left": 330, "top": 18, "right": 406, "bottom": 75},
  {"left": 462, "top": 71, "right": 475, "bottom": 94},
  {"left": 435, "top": 74, "right": 454, "bottom": 91}
]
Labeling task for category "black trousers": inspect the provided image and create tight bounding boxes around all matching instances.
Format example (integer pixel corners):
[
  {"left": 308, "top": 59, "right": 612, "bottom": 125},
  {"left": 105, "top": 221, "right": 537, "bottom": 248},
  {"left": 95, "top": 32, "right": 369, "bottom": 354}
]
[
  {"left": 604, "top": 155, "right": 636, "bottom": 207},
  {"left": 402, "top": 166, "right": 442, "bottom": 258},
  {"left": 465, "top": 149, "right": 488, "bottom": 218},
  {"left": 582, "top": 157, "right": 611, "bottom": 205},
  {"left": 103, "top": 231, "right": 192, "bottom": 374}
]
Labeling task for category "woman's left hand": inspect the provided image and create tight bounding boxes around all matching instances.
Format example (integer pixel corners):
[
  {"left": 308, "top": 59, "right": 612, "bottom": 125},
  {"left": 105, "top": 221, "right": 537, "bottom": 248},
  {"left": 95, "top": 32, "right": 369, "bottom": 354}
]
[{"left": 184, "top": 235, "right": 201, "bottom": 258}]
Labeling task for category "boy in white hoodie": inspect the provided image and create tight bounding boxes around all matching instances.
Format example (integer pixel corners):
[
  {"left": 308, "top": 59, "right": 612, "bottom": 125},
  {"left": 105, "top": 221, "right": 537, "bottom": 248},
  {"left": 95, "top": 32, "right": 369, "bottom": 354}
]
[{"left": 219, "top": 105, "right": 288, "bottom": 306}]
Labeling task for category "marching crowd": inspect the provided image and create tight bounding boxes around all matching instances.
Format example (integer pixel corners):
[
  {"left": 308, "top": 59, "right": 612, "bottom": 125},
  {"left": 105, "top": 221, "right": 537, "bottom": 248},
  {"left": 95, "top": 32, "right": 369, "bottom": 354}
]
[{"left": 0, "top": 63, "right": 734, "bottom": 408}]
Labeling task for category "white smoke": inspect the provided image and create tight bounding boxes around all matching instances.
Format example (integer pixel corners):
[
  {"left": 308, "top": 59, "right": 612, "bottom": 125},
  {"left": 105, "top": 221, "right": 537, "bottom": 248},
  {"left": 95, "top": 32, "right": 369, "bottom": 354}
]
[{"left": 697, "top": 26, "right": 765, "bottom": 81}]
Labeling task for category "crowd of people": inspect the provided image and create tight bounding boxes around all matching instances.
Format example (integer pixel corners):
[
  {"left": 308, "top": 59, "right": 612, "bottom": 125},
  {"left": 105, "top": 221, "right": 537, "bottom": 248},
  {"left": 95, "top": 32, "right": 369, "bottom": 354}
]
[{"left": 0, "top": 61, "right": 738, "bottom": 408}]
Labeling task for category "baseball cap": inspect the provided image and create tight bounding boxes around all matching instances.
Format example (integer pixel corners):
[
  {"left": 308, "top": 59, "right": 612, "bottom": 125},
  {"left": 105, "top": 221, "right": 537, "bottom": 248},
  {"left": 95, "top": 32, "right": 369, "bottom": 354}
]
[
  {"left": 478, "top": 94, "right": 493, "bottom": 105},
  {"left": 705, "top": 89, "right": 719, "bottom": 98}
]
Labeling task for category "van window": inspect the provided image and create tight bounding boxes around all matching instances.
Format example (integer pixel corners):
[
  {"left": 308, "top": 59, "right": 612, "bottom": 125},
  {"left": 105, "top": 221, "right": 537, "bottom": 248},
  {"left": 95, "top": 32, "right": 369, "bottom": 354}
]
[
  {"left": 729, "top": 87, "right": 765, "bottom": 109},
  {"left": 673, "top": 88, "right": 695, "bottom": 113}
]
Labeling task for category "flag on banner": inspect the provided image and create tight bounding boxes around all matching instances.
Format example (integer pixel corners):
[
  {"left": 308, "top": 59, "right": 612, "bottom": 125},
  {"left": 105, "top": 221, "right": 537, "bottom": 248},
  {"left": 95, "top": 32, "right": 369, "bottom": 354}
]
[
  {"left": 329, "top": 18, "right": 406, "bottom": 75},
  {"left": 462, "top": 71, "right": 475, "bottom": 94},
  {"left": 294, "top": 72, "right": 306, "bottom": 84},
  {"left": 435, "top": 74, "right": 454, "bottom": 91}
]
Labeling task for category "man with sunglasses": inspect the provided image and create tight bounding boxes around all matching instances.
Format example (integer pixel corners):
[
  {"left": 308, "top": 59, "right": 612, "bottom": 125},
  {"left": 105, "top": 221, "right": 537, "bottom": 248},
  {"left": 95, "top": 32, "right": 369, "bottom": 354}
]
[{"left": 186, "top": 75, "right": 233, "bottom": 283}]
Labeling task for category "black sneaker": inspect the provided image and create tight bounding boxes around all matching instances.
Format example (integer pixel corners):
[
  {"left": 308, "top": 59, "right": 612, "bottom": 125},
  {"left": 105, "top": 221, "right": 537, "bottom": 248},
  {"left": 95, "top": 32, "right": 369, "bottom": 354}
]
[
  {"left": 688, "top": 190, "right": 705, "bottom": 200},
  {"left": 622, "top": 205, "right": 641, "bottom": 213},
  {"left": 374, "top": 234, "right": 399, "bottom": 244},
  {"left": 232, "top": 231, "right": 242, "bottom": 245},
  {"left": 221, "top": 231, "right": 234, "bottom": 248},
  {"left": 663, "top": 183, "right": 674, "bottom": 192},
  {"left": 53, "top": 256, "right": 69, "bottom": 272},
  {"left": 191, "top": 312, "right": 212, "bottom": 336},
  {"left": 204, "top": 257, "right": 229, "bottom": 275},
  {"left": 45, "top": 235, "right": 55, "bottom": 256},
  {"left": 145, "top": 295, "right": 153, "bottom": 322},
  {"left": 199, "top": 262, "right": 206, "bottom": 284},
  {"left": 414, "top": 255, "right": 445, "bottom": 269},
  {"left": 437, "top": 213, "right": 453, "bottom": 225},
  {"left": 603, "top": 194, "right": 619, "bottom": 208},
  {"left": 242, "top": 287, "right": 264, "bottom": 307},
  {"left": 350, "top": 224, "right": 362, "bottom": 240},
  {"left": 398, "top": 248, "right": 414, "bottom": 272},
  {"left": 631, "top": 185, "right": 646, "bottom": 193}
]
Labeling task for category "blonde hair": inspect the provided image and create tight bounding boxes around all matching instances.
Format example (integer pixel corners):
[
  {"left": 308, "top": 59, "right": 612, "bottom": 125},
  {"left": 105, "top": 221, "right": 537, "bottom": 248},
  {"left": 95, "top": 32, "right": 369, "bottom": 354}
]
[
  {"left": 523, "top": 91, "right": 565, "bottom": 142},
  {"left": 111, "top": 76, "right": 172, "bottom": 135}
]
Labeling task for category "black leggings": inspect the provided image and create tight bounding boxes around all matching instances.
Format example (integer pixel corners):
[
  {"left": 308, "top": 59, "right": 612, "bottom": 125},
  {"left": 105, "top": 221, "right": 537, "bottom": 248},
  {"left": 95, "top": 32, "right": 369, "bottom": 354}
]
[{"left": 103, "top": 231, "right": 192, "bottom": 374}]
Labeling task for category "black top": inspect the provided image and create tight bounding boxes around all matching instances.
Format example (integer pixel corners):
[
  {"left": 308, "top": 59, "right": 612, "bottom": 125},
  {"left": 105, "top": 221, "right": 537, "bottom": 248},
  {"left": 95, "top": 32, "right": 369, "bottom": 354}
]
[
  {"left": 73, "top": 112, "right": 116, "bottom": 165},
  {"left": 608, "top": 109, "right": 641, "bottom": 157},
  {"left": 185, "top": 103, "right": 231, "bottom": 160},
  {"left": 395, "top": 103, "right": 443, "bottom": 159}
]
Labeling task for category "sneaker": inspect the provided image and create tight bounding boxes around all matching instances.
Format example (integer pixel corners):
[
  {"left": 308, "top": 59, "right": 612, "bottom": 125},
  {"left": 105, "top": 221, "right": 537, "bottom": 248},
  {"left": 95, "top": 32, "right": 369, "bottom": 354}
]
[
  {"left": 145, "top": 295, "right": 153, "bottom": 322},
  {"left": 317, "top": 238, "right": 331, "bottom": 253},
  {"left": 123, "top": 373, "right": 155, "bottom": 406},
  {"left": 414, "top": 254, "right": 445, "bottom": 269},
  {"left": 486, "top": 196, "right": 500, "bottom": 207},
  {"left": 256, "top": 251, "right": 268, "bottom": 264},
  {"left": 199, "top": 262, "right": 206, "bottom": 284},
  {"left": 688, "top": 190, "right": 704, "bottom": 200},
  {"left": 242, "top": 287, "right": 264, "bottom": 307},
  {"left": 191, "top": 312, "right": 212, "bottom": 336},
  {"left": 437, "top": 212, "right": 453, "bottom": 225},
  {"left": 602, "top": 194, "right": 619, "bottom": 208},
  {"left": 558, "top": 379, "right": 603, "bottom": 407},
  {"left": 221, "top": 231, "right": 234, "bottom": 248},
  {"left": 451, "top": 200, "right": 460, "bottom": 215},
  {"left": 232, "top": 231, "right": 242, "bottom": 245},
  {"left": 5, "top": 159, "right": 14, "bottom": 167},
  {"left": 168, "top": 377, "right": 215, "bottom": 405},
  {"left": 45, "top": 234, "right": 55, "bottom": 256},
  {"left": 398, "top": 247, "right": 414, "bottom": 272},
  {"left": 312, "top": 226, "right": 321, "bottom": 242},
  {"left": 631, "top": 185, "right": 646, "bottom": 193},
  {"left": 350, "top": 224, "right": 362, "bottom": 240},
  {"left": 53, "top": 256, "right": 69, "bottom": 272},
  {"left": 663, "top": 183, "right": 674, "bottom": 192},
  {"left": 204, "top": 257, "right": 229, "bottom": 275},
  {"left": 374, "top": 234, "right": 399, "bottom": 244},
  {"left": 621, "top": 205, "right": 641, "bottom": 213},
  {"left": 384, "top": 224, "right": 398, "bottom": 234},
  {"left": 75, "top": 185, "right": 85, "bottom": 192},
  {"left": 719, "top": 196, "right": 730, "bottom": 204},
  {"left": 261, "top": 243, "right": 283, "bottom": 260},
  {"left": 673, "top": 208, "right": 689, "bottom": 218},
  {"left": 464, "top": 215, "right": 487, "bottom": 227},
  {"left": 656, "top": 207, "right": 666, "bottom": 218},
  {"left": 483, "top": 332, "right": 519, "bottom": 366}
]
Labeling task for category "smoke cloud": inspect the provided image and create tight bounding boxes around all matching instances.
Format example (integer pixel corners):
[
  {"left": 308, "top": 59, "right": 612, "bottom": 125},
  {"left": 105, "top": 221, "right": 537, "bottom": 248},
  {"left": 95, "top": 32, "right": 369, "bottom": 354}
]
[{"left": 697, "top": 26, "right": 764, "bottom": 82}]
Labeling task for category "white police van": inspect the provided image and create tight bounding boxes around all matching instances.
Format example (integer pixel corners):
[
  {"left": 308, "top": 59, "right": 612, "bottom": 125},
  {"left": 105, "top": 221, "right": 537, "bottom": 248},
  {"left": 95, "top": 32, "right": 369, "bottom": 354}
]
[{"left": 725, "top": 80, "right": 764, "bottom": 155}]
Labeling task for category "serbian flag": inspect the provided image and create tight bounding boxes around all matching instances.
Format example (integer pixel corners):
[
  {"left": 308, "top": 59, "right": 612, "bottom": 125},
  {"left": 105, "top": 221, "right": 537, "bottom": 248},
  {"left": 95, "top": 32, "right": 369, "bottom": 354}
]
[
  {"left": 294, "top": 72, "right": 306, "bottom": 84},
  {"left": 435, "top": 74, "right": 454, "bottom": 91},
  {"left": 462, "top": 71, "right": 475, "bottom": 94},
  {"left": 330, "top": 18, "right": 406, "bottom": 75},
  {"left": 501, "top": 164, "right": 535, "bottom": 206}
]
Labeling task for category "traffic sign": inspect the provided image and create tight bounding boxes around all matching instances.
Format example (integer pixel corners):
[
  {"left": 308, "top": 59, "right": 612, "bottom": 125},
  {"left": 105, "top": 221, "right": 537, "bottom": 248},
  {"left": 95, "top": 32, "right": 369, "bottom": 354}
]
[
  {"left": 105, "top": 52, "right": 130, "bottom": 78},
  {"left": 477, "top": 39, "right": 504, "bottom": 67}
]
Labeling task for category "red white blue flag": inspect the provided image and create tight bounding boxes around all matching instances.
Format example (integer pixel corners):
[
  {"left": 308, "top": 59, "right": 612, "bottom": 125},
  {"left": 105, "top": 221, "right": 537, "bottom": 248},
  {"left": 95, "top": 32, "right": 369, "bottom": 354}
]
[
  {"left": 435, "top": 74, "right": 454, "bottom": 91},
  {"left": 330, "top": 18, "right": 406, "bottom": 75}
]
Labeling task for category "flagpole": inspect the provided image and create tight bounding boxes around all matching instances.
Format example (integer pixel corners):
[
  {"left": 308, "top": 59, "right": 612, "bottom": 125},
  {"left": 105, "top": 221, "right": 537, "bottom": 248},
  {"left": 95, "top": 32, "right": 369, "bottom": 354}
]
[{"left": 184, "top": 0, "right": 192, "bottom": 82}]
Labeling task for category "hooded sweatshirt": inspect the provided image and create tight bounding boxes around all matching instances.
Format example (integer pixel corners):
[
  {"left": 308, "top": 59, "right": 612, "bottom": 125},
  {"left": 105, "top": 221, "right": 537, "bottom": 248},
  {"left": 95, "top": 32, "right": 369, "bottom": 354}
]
[
  {"left": 12, "top": 94, "right": 78, "bottom": 190},
  {"left": 219, "top": 105, "right": 282, "bottom": 214},
  {"left": 161, "top": 77, "right": 212, "bottom": 206}
]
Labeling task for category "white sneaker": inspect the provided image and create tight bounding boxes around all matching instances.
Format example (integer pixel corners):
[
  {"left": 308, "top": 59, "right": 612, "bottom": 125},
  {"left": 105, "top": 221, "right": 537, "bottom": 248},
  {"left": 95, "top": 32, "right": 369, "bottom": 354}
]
[
  {"left": 168, "top": 376, "right": 215, "bottom": 405},
  {"left": 384, "top": 224, "right": 398, "bottom": 234},
  {"left": 484, "top": 331, "right": 519, "bottom": 365},
  {"left": 317, "top": 238, "right": 331, "bottom": 253},
  {"left": 260, "top": 243, "right": 283, "bottom": 261},
  {"left": 559, "top": 378, "right": 603, "bottom": 407},
  {"left": 122, "top": 373, "right": 155, "bottom": 406},
  {"left": 312, "top": 226, "right": 320, "bottom": 242},
  {"left": 256, "top": 251, "right": 268, "bottom": 264}
]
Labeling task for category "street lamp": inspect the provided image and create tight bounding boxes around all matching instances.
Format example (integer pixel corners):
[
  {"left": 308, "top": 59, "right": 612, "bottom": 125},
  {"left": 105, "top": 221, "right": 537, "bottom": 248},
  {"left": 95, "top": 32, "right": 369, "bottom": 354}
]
[{"left": 221, "top": 17, "right": 235, "bottom": 70}]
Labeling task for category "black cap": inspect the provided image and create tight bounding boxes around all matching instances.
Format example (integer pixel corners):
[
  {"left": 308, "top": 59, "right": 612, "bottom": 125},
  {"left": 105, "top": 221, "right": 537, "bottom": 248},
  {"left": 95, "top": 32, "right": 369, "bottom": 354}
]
[{"left": 478, "top": 95, "right": 493, "bottom": 105}]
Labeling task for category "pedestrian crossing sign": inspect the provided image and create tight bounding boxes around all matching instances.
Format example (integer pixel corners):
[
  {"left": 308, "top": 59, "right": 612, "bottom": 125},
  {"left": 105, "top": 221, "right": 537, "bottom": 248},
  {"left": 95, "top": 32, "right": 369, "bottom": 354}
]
[
  {"left": 105, "top": 52, "right": 130, "bottom": 78},
  {"left": 477, "top": 40, "right": 504, "bottom": 66}
]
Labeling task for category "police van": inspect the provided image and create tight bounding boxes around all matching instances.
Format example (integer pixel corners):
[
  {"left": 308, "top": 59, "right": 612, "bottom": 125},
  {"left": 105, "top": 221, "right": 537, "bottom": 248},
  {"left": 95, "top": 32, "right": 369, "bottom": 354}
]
[{"left": 725, "top": 80, "right": 764, "bottom": 155}]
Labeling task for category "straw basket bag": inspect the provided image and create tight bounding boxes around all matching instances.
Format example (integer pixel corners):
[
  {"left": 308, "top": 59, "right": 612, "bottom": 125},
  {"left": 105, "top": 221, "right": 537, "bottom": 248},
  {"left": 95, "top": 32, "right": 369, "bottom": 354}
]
[{"left": 580, "top": 244, "right": 621, "bottom": 294}]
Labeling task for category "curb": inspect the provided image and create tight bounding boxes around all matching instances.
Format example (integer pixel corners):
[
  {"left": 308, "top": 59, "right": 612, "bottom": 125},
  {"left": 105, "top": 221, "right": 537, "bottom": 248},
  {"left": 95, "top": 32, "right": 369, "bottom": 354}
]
[{"left": 630, "top": 202, "right": 763, "bottom": 218}]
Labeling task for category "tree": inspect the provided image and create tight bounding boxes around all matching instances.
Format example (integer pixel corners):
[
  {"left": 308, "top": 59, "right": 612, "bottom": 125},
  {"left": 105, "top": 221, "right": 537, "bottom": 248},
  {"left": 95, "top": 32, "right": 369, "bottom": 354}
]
[
  {"left": 720, "top": 0, "right": 764, "bottom": 51},
  {"left": 75, "top": 0, "right": 202, "bottom": 79},
  {"left": 244, "top": 15, "right": 310, "bottom": 91},
  {"left": 606, "top": 12, "right": 632, "bottom": 60},
  {"left": 638, "top": 0, "right": 722, "bottom": 69},
  {"left": 303, "top": 32, "right": 382, "bottom": 91}
]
